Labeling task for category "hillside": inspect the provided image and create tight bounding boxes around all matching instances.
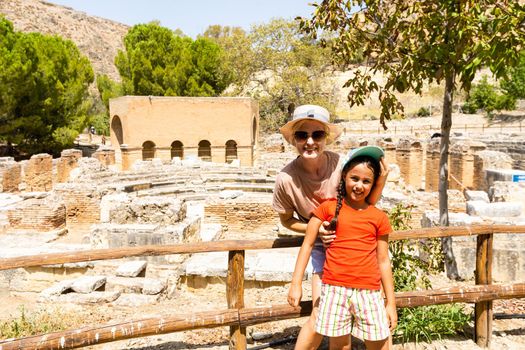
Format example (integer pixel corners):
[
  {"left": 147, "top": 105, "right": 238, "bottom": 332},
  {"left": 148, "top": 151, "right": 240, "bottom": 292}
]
[{"left": 0, "top": 0, "right": 128, "bottom": 81}]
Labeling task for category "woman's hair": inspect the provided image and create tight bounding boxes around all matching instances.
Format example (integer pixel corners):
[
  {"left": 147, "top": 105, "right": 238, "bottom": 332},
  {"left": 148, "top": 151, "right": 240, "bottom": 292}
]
[{"left": 329, "top": 155, "right": 381, "bottom": 230}]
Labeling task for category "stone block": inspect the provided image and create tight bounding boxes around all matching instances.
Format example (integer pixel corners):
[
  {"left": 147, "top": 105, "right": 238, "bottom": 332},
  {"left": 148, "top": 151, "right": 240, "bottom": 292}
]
[
  {"left": 41, "top": 291, "right": 121, "bottom": 304},
  {"left": 464, "top": 190, "right": 489, "bottom": 203},
  {"left": 71, "top": 276, "right": 106, "bottom": 294},
  {"left": 466, "top": 201, "right": 522, "bottom": 217},
  {"left": 115, "top": 260, "right": 147, "bottom": 277}
]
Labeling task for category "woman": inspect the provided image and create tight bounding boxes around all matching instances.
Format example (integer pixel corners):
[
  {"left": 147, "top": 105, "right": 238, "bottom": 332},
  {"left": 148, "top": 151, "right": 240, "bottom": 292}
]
[{"left": 273, "top": 104, "right": 389, "bottom": 350}]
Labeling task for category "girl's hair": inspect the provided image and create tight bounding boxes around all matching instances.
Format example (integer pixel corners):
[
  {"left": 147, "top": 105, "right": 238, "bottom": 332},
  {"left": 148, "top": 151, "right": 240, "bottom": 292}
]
[{"left": 329, "top": 155, "right": 381, "bottom": 230}]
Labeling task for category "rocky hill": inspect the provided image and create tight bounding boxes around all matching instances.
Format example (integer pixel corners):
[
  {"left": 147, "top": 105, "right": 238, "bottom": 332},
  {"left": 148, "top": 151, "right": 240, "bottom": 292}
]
[{"left": 0, "top": 0, "right": 128, "bottom": 81}]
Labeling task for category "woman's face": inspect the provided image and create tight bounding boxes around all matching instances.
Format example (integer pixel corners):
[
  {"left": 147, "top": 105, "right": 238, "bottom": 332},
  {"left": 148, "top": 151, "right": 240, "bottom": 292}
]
[{"left": 293, "top": 120, "right": 327, "bottom": 160}]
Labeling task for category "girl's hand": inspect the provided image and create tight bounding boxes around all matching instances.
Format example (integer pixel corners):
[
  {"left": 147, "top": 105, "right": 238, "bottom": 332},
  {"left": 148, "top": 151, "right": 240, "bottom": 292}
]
[
  {"left": 386, "top": 302, "right": 398, "bottom": 331},
  {"left": 287, "top": 283, "right": 302, "bottom": 307},
  {"left": 377, "top": 157, "right": 390, "bottom": 184},
  {"left": 319, "top": 221, "right": 336, "bottom": 247}
]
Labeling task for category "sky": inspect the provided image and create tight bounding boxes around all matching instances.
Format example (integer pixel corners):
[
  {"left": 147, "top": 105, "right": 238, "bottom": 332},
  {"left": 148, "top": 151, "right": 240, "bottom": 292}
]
[{"left": 48, "top": 0, "right": 317, "bottom": 38}]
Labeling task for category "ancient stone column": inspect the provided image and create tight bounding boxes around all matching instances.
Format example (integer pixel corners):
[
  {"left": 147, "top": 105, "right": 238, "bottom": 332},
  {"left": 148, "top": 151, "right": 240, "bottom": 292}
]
[
  {"left": 92, "top": 148, "right": 116, "bottom": 166},
  {"left": 56, "top": 149, "right": 82, "bottom": 183},
  {"left": 396, "top": 139, "right": 423, "bottom": 189},
  {"left": 425, "top": 140, "right": 440, "bottom": 192},
  {"left": 24, "top": 153, "right": 53, "bottom": 192},
  {"left": 0, "top": 157, "right": 21, "bottom": 193},
  {"left": 377, "top": 140, "right": 396, "bottom": 166}
]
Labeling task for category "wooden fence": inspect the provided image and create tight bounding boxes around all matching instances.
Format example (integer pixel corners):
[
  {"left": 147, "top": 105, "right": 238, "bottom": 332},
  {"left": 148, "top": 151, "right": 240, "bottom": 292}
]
[
  {"left": 0, "top": 225, "right": 524, "bottom": 349},
  {"left": 343, "top": 122, "right": 524, "bottom": 135}
]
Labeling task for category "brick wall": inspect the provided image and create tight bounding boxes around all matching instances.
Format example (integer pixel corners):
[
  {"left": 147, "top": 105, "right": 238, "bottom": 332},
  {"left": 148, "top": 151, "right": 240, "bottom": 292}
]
[
  {"left": 205, "top": 201, "right": 279, "bottom": 238},
  {"left": 7, "top": 196, "right": 66, "bottom": 232},
  {"left": 0, "top": 158, "right": 21, "bottom": 192},
  {"left": 54, "top": 183, "right": 101, "bottom": 232},
  {"left": 24, "top": 153, "right": 53, "bottom": 191}
]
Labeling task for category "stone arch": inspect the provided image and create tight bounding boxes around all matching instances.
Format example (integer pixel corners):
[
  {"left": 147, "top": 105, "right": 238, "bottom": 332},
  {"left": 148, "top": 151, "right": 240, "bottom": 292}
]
[
  {"left": 111, "top": 115, "right": 124, "bottom": 145},
  {"left": 171, "top": 140, "right": 184, "bottom": 159},
  {"left": 198, "top": 140, "right": 212, "bottom": 162},
  {"left": 142, "top": 141, "right": 156, "bottom": 160},
  {"left": 225, "top": 140, "right": 238, "bottom": 163}
]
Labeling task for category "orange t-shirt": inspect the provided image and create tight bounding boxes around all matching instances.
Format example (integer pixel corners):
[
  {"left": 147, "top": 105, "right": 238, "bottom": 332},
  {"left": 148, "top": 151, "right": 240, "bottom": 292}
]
[{"left": 313, "top": 199, "right": 392, "bottom": 290}]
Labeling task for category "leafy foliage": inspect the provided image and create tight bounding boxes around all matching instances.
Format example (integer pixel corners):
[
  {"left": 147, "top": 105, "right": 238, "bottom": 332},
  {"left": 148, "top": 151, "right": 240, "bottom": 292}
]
[
  {"left": 115, "top": 22, "right": 229, "bottom": 97},
  {"left": 0, "top": 16, "right": 94, "bottom": 155},
  {"left": 463, "top": 76, "right": 516, "bottom": 116},
  {"left": 300, "top": 0, "right": 525, "bottom": 279},
  {"left": 205, "top": 19, "right": 339, "bottom": 132},
  {"left": 387, "top": 204, "right": 471, "bottom": 343},
  {"left": 500, "top": 52, "right": 525, "bottom": 99}
]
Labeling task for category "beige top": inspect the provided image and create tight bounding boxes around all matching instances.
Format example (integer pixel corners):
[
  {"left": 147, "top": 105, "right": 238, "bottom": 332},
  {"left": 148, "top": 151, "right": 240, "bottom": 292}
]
[{"left": 272, "top": 151, "right": 342, "bottom": 222}]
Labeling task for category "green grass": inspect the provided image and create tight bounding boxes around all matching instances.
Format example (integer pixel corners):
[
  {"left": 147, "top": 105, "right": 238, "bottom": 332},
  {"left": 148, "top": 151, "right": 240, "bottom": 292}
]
[{"left": 0, "top": 306, "right": 83, "bottom": 339}]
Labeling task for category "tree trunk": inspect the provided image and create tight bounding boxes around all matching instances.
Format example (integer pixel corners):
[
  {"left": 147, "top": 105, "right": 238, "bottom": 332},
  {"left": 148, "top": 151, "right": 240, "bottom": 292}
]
[{"left": 439, "top": 70, "right": 461, "bottom": 280}]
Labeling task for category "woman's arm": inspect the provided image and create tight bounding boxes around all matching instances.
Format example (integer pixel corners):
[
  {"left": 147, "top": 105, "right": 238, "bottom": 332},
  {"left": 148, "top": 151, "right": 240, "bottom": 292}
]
[
  {"left": 367, "top": 157, "right": 389, "bottom": 205},
  {"left": 288, "top": 216, "right": 323, "bottom": 307},
  {"left": 279, "top": 212, "right": 335, "bottom": 247},
  {"left": 377, "top": 234, "right": 397, "bottom": 331}
]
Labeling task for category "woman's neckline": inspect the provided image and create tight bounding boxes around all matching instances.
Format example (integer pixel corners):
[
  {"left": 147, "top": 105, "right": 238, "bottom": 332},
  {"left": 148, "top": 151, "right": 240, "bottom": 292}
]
[{"left": 297, "top": 152, "right": 330, "bottom": 180}]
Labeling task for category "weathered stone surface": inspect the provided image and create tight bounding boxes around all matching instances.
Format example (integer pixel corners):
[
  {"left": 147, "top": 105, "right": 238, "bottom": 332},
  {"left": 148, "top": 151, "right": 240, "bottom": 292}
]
[
  {"left": 115, "top": 260, "right": 147, "bottom": 277},
  {"left": 110, "top": 196, "right": 186, "bottom": 224},
  {"left": 112, "top": 293, "right": 160, "bottom": 307},
  {"left": 464, "top": 190, "right": 490, "bottom": 203},
  {"left": 466, "top": 201, "right": 522, "bottom": 217},
  {"left": 41, "top": 291, "right": 121, "bottom": 304},
  {"left": 219, "top": 190, "right": 243, "bottom": 199},
  {"left": 421, "top": 211, "right": 484, "bottom": 228},
  {"left": 142, "top": 278, "right": 167, "bottom": 295},
  {"left": 40, "top": 279, "right": 74, "bottom": 297},
  {"left": 71, "top": 276, "right": 106, "bottom": 294},
  {"left": 100, "top": 192, "right": 130, "bottom": 223}
]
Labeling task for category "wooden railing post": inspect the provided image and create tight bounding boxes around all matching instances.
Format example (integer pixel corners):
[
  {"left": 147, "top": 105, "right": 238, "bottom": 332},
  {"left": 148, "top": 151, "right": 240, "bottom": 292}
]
[
  {"left": 227, "top": 250, "right": 246, "bottom": 350},
  {"left": 475, "top": 233, "right": 493, "bottom": 348}
]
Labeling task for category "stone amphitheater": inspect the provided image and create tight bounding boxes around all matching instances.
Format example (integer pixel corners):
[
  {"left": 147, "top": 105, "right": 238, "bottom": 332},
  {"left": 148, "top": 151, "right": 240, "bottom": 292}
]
[{"left": 0, "top": 114, "right": 524, "bottom": 349}]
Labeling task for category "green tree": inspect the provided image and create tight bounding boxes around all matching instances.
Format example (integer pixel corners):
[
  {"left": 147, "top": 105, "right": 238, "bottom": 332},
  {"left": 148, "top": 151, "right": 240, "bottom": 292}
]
[
  {"left": 115, "top": 22, "right": 228, "bottom": 97},
  {"left": 500, "top": 52, "right": 525, "bottom": 99},
  {"left": 0, "top": 17, "right": 94, "bottom": 155},
  {"left": 300, "top": 1, "right": 525, "bottom": 279}
]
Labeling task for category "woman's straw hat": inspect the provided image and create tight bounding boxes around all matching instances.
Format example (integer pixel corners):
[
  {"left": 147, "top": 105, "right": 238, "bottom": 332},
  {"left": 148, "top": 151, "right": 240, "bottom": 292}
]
[{"left": 280, "top": 104, "right": 342, "bottom": 145}]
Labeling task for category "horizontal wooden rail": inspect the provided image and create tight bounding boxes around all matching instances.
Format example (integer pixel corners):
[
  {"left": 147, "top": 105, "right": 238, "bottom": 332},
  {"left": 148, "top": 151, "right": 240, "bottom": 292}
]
[
  {"left": 0, "top": 225, "right": 524, "bottom": 271},
  {"left": 1, "top": 283, "right": 523, "bottom": 350}
]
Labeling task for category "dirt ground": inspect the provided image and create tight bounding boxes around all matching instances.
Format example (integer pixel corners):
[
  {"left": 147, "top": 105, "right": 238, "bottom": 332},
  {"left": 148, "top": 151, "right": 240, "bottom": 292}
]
[{"left": 2, "top": 275, "right": 525, "bottom": 350}]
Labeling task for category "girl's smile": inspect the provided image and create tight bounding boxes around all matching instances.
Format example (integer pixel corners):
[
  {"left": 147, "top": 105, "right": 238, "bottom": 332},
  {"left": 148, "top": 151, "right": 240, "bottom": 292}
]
[{"left": 344, "top": 163, "right": 375, "bottom": 209}]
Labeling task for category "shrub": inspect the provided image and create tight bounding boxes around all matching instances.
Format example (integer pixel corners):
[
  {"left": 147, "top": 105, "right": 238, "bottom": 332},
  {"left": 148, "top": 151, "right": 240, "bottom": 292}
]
[
  {"left": 463, "top": 76, "right": 516, "bottom": 116},
  {"left": 387, "top": 204, "right": 472, "bottom": 344}
]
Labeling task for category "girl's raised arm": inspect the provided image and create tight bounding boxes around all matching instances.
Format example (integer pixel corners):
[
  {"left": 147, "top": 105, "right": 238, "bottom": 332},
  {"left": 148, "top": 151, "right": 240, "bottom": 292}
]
[
  {"left": 367, "top": 157, "right": 389, "bottom": 205},
  {"left": 287, "top": 216, "right": 323, "bottom": 307}
]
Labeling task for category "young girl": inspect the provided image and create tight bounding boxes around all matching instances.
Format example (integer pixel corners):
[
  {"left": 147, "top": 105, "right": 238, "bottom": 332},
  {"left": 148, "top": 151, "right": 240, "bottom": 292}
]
[{"left": 288, "top": 145, "right": 397, "bottom": 350}]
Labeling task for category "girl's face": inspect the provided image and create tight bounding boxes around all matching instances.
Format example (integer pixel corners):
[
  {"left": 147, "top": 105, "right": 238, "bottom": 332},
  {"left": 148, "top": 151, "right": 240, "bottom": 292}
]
[
  {"left": 344, "top": 162, "right": 375, "bottom": 207},
  {"left": 293, "top": 120, "right": 327, "bottom": 160}
]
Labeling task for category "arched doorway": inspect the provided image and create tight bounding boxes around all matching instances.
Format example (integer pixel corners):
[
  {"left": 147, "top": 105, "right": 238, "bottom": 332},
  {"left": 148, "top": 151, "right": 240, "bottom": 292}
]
[
  {"left": 171, "top": 140, "right": 184, "bottom": 159},
  {"left": 198, "top": 140, "right": 211, "bottom": 162},
  {"left": 111, "top": 115, "right": 124, "bottom": 145},
  {"left": 225, "top": 140, "right": 238, "bottom": 163},
  {"left": 142, "top": 141, "right": 156, "bottom": 160}
]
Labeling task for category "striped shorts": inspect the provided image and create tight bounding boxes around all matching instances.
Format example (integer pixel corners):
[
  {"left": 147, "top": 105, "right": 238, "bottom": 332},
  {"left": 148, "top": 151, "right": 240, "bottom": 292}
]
[{"left": 315, "top": 283, "right": 390, "bottom": 341}]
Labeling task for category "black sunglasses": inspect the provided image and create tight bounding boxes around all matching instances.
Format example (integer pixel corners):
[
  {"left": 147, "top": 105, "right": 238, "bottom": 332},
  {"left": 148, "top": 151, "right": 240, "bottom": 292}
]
[{"left": 293, "top": 130, "right": 327, "bottom": 142}]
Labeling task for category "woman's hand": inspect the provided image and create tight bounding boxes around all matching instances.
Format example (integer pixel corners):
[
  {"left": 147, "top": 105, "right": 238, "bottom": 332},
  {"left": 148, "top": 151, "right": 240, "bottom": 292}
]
[
  {"left": 377, "top": 157, "right": 390, "bottom": 184},
  {"left": 319, "top": 221, "right": 336, "bottom": 247},
  {"left": 288, "top": 283, "right": 303, "bottom": 307},
  {"left": 386, "top": 302, "right": 398, "bottom": 331}
]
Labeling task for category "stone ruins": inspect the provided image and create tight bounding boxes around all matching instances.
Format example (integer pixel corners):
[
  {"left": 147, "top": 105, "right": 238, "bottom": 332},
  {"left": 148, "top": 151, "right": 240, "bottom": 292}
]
[{"left": 0, "top": 120, "right": 524, "bottom": 307}]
